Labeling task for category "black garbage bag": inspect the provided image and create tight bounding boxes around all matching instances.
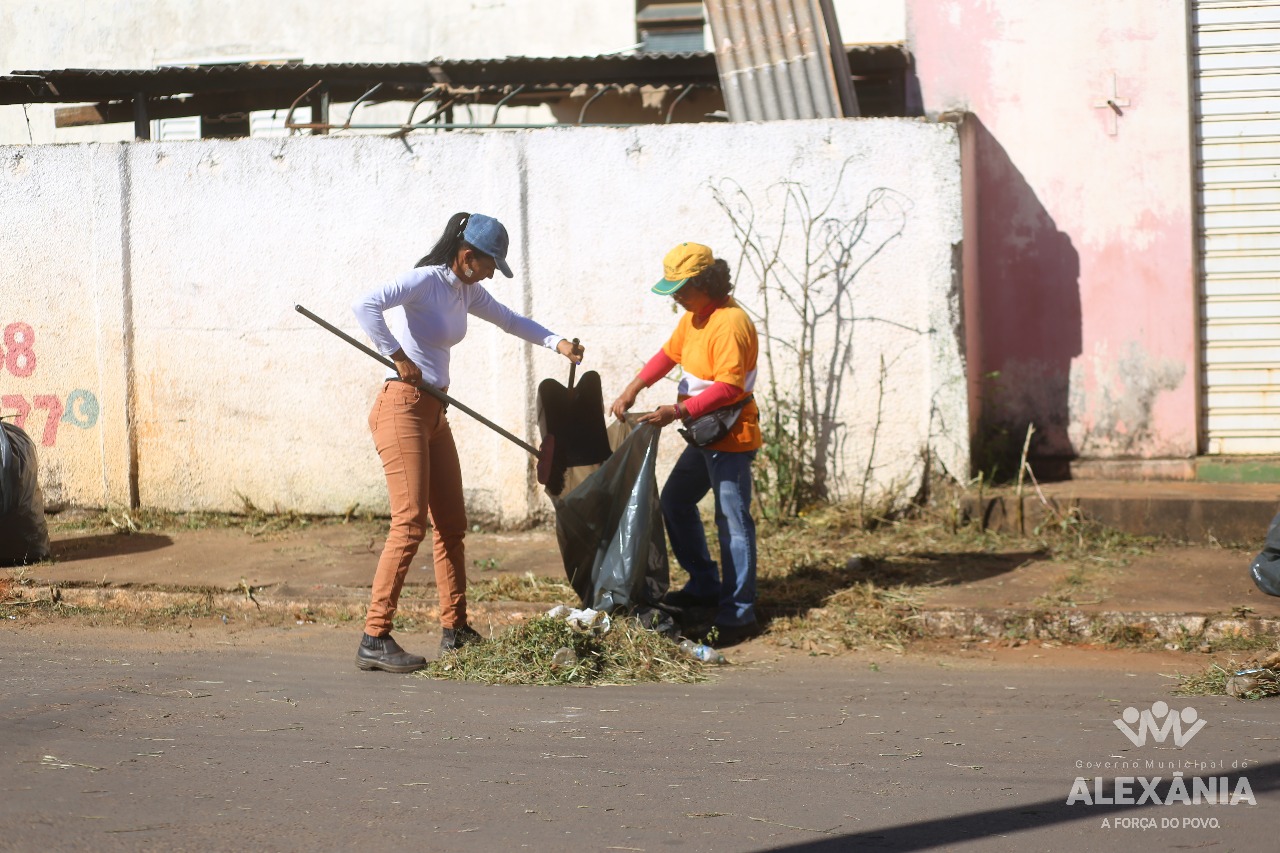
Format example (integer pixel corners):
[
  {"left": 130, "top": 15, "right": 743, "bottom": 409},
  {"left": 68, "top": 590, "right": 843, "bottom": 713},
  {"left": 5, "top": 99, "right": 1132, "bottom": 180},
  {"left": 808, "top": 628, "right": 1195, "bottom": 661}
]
[
  {"left": 1249, "top": 511, "right": 1280, "bottom": 597},
  {"left": 0, "top": 421, "right": 51, "bottom": 567},
  {"left": 552, "top": 420, "right": 671, "bottom": 629}
]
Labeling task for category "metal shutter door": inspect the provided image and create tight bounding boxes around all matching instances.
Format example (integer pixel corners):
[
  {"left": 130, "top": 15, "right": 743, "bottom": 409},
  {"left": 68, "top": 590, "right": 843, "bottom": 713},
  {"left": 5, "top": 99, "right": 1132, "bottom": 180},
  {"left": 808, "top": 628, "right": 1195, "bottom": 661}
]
[{"left": 1194, "top": 0, "right": 1280, "bottom": 453}]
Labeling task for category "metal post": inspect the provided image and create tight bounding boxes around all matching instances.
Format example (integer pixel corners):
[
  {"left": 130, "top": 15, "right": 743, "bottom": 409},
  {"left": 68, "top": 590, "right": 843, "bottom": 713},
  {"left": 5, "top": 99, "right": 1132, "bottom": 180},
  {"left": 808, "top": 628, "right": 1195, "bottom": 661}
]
[
  {"left": 312, "top": 87, "right": 330, "bottom": 135},
  {"left": 817, "top": 0, "right": 860, "bottom": 117},
  {"left": 132, "top": 92, "right": 150, "bottom": 140}
]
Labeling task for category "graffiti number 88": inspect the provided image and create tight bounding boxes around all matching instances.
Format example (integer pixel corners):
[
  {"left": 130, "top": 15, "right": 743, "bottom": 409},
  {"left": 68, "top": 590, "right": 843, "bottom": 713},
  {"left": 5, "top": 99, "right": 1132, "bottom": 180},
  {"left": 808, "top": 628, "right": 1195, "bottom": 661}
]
[{"left": 1, "top": 322, "right": 36, "bottom": 377}]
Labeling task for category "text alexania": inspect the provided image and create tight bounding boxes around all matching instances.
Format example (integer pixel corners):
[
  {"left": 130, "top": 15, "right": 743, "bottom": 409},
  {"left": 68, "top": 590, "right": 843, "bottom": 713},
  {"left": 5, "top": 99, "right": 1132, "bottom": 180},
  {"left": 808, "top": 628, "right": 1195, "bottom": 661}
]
[{"left": 1066, "top": 772, "right": 1255, "bottom": 806}]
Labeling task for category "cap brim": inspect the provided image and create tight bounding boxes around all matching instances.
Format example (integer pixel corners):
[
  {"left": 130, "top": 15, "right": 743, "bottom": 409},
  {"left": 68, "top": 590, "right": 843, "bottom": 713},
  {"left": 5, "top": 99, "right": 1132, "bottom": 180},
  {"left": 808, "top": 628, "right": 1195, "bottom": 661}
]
[
  {"left": 496, "top": 256, "right": 513, "bottom": 278},
  {"left": 651, "top": 276, "right": 688, "bottom": 295}
]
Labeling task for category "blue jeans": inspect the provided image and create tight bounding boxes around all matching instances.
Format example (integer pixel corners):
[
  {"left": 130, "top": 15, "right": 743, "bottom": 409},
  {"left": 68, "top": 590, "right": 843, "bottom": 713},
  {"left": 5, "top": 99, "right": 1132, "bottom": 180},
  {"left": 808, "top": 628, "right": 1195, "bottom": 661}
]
[{"left": 661, "top": 445, "right": 758, "bottom": 627}]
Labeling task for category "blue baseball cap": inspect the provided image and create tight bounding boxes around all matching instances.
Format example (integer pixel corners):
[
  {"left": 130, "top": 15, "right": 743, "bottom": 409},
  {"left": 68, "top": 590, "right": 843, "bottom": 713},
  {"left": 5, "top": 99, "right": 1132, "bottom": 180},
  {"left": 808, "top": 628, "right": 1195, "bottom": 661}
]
[{"left": 463, "top": 213, "right": 513, "bottom": 278}]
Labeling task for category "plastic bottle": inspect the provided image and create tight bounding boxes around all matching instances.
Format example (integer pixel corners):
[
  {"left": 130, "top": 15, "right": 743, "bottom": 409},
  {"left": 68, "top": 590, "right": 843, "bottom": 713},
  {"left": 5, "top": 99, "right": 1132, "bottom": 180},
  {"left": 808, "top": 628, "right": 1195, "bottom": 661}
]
[
  {"left": 1227, "top": 667, "right": 1278, "bottom": 699},
  {"left": 678, "top": 639, "right": 726, "bottom": 665},
  {"left": 551, "top": 647, "right": 578, "bottom": 668}
]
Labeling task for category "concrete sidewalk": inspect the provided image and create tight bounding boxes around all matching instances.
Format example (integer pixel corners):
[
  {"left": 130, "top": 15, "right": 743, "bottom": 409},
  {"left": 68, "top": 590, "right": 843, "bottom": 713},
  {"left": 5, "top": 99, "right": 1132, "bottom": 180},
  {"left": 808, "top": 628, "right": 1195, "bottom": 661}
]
[{"left": 12, "top": 478, "right": 1280, "bottom": 647}]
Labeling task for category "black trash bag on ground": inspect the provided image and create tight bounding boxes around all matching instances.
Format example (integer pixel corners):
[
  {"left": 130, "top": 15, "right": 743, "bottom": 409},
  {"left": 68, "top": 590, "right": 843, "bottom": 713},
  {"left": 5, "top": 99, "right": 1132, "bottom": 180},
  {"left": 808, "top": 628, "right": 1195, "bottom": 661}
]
[
  {"left": 552, "top": 420, "right": 672, "bottom": 631},
  {"left": 1249, "top": 511, "right": 1280, "bottom": 597},
  {"left": 0, "top": 421, "right": 51, "bottom": 567}
]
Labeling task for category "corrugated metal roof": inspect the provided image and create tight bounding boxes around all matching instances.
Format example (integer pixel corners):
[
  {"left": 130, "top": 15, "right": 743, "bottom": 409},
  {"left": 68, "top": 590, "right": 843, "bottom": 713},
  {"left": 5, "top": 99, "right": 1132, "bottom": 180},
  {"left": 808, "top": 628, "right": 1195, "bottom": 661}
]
[
  {"left": 0, "top": 46, "right": 910, "bottom": 129},
  {"left": 0, "top": 46, "right": 906, "bottom": 103},
  {"left": 705, "top": 0, "right": 858, "bottom": 121},
  {"left": 0, "top": 54, "right": 725, "bottom": 105}
]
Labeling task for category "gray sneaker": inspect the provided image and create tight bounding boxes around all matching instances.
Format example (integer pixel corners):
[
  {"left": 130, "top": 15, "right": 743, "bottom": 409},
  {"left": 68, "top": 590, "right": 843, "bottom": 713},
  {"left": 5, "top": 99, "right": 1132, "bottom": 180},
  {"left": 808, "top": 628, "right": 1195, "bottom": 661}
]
[
  {"left": 356, "top": 632, "right": 427, "bottom": 673},
  {"left": 439, "top": 623, "right": 484, "bottom": 653}
]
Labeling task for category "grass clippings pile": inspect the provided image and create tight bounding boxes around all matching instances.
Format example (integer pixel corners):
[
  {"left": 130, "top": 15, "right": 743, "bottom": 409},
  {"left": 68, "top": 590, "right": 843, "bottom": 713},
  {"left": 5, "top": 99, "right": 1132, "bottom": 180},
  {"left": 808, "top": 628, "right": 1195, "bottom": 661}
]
[
  {"left": 1171, "top": 650, "right": 1280, "bottom": 701},
  {"left": 419, "top": 615, "right": 707, "bottom": 686}
]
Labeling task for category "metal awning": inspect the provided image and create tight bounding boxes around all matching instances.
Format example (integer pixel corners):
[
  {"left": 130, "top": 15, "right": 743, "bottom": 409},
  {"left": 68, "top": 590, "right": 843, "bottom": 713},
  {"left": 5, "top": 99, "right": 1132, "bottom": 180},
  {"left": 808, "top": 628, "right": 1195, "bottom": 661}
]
[
  {"left": 0, "top": 55, "right": 722, "bottom": 105},
  {"left": 0, "top": 47, "right": 911, "bottom": 132}
]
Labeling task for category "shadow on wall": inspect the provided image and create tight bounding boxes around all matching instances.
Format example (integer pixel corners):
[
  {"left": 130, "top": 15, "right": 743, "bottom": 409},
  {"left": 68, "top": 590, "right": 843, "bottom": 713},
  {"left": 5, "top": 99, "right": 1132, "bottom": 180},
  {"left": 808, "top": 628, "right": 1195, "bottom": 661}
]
[{"left": 967, "top": 115, "right": 1082, "bottom": 481}]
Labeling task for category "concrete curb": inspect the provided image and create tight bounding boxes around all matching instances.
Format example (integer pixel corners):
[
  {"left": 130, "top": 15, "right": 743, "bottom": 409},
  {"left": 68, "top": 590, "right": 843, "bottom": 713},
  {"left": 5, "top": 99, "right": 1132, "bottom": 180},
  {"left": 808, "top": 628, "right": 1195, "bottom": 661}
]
[
  {"left": 8, "top": 585, "right": 544, "bottom": 628},
  {"left": 9, "top": 584, "right": 1279, "bottom": 646},
  {"left": 917, "top": 608, "right": 1280, "bottom": 645}
]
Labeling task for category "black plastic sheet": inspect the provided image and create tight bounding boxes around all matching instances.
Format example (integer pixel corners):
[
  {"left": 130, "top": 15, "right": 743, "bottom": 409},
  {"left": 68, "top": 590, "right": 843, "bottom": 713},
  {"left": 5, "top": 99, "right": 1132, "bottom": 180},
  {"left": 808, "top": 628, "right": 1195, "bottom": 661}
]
[
  {"left": 1250, "top": 511, "right": 1280, "bottom": 597},
  {"left": 0, "top": 421, "right": 51, "bottom": 567},
  {"left": 551, "top": 420, "right": 671, "bottom": 625},
  {"left": 537, "top": 369, "right": 612, "bottom": 470}
]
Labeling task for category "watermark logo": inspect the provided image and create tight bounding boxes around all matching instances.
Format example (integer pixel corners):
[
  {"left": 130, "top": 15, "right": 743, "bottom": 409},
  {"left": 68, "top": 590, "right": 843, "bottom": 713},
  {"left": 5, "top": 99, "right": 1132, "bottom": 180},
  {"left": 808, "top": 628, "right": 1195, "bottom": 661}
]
[
  {"left": 1068, "top": 700, "right": 1257, "bottom": 814},
  {"left": 1113, "top": 701, "right": 1206, "bottom": 748}
]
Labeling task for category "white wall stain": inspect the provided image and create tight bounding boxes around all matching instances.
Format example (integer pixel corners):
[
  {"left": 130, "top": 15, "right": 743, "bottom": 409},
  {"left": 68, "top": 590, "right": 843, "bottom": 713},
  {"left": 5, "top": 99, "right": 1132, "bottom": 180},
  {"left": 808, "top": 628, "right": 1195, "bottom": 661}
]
[{"left": 1069, "top": 340, "right": 1187, "bottom": 457}]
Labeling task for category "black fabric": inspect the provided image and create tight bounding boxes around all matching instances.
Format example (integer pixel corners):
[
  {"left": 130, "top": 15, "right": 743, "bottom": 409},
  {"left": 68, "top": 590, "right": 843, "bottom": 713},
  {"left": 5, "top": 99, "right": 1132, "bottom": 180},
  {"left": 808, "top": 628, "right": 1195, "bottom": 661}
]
[
  {"left": 1250, "top": 511, "right": 1280, "bottom": 597},
  {"left": 552, "top": 421, "right": 671, "bottom": 625},
  {"left": 0, "top": 421, "right": 50, "bottom": 567},
  {"left": 537, "top": 370, "right": 612, "bottom": 468}
]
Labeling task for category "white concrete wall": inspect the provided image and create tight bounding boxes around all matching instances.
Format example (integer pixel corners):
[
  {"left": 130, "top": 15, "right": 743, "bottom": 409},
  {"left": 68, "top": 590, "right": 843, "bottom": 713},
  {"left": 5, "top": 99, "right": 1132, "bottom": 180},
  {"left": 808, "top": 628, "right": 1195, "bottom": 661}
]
[
  {"left": 0, "top": 118, "right": 964, "bottom": 523},
  {"left": 832, "top": 0, "right": 907, "bottom": 44},
  {"left": 1, "top": 144, "right": 132, "bottom": 507}
]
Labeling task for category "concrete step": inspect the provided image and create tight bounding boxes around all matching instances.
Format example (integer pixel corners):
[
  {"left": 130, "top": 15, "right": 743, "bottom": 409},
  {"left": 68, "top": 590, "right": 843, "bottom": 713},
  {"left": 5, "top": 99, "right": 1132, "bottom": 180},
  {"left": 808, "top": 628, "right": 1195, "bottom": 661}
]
[
  {"left": 964, "top": 480, "right": 1280, "bottom": 544},
  {"left": 1071, "top": 456, "right": 1280, "bottom": 484}
]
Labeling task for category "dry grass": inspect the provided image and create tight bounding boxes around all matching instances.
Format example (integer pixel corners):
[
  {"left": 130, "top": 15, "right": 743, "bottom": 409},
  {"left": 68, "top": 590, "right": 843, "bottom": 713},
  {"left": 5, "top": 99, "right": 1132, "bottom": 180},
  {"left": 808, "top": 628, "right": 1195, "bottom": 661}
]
[
  {"left": 1169, "top": 650, "right": 1280, "bottom": 700},
  {"left": 1170, "top": 661, "right": 1236, "bottom": 697},
  {"left": 420, "top": 615, "right": 706, "bottom": 686},
  {"left": 46, "top": 496, "right": 384, "bottom": 539},
  {"left": 468, "top": 572, "right": 576, "bottom": 604},
  {"left": 765, "top": 582, "right": 926, "bottom": 654},
  {"left": 25, "top": 486, "right": 1165, "bottom": 657},
  {"left": 746, "top": 495, "right": 1156, "bottom": 652}
]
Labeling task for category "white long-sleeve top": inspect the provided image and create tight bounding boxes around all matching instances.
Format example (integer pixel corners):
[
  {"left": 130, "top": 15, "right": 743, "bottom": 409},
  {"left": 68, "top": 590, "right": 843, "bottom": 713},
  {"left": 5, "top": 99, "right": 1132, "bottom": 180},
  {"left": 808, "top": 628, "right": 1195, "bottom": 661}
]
[{"left": 351, "top": 264, "right": 562, "bottom": 388}]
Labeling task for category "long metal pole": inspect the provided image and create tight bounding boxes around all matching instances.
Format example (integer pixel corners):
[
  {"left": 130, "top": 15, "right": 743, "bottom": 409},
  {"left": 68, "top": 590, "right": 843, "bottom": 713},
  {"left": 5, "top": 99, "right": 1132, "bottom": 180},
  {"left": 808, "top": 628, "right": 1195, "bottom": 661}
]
[{"left": 294, "top": 304, "right": 540, "bottom": 456}]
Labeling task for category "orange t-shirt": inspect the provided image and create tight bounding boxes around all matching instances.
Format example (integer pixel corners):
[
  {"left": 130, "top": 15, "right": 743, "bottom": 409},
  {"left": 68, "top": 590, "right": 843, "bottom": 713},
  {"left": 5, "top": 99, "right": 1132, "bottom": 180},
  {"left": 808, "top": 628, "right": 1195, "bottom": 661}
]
[{"left": 662, "top": 298, "right": 762, "bottom": 453}]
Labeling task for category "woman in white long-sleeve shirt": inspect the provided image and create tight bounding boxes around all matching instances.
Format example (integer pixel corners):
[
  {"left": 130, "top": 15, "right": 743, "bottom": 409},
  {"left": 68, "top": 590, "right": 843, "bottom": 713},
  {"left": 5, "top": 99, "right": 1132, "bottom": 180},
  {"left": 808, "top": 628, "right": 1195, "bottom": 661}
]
[{"left": 351, "top": 212, "right": 583, "bottom": 673}]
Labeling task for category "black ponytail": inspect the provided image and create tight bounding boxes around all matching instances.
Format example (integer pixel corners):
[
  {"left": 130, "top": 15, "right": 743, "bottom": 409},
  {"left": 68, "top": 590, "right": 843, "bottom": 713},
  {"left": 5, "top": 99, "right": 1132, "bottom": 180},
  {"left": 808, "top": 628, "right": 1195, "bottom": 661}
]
[{"left": 415, "top": 212, "right": 471, "bottom": 268}]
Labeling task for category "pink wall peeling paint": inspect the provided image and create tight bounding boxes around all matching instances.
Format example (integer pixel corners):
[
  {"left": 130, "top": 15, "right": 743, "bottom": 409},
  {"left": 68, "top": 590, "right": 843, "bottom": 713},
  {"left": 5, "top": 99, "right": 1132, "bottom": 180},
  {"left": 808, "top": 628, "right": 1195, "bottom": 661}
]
[{"left": 909, "top": 0, "right": 1198, "bottom": 464}]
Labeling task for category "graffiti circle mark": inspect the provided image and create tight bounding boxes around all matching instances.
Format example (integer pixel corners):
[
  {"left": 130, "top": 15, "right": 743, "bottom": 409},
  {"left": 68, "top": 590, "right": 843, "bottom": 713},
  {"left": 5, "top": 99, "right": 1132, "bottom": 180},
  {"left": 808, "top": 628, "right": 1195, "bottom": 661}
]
[{"left": 61, "top": 389, "right": 100, "bottom": 429}]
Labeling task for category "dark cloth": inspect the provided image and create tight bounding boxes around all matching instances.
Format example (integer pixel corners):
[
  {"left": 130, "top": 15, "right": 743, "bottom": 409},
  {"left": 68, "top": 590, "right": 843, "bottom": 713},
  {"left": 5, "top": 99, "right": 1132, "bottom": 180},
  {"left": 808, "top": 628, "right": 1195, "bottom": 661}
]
[
  {"left": 0, "top": 422, "right": 50, "bottom": 567},
  {"left": 1250, "top": 511, "right": 1280, "bottom": 597}
]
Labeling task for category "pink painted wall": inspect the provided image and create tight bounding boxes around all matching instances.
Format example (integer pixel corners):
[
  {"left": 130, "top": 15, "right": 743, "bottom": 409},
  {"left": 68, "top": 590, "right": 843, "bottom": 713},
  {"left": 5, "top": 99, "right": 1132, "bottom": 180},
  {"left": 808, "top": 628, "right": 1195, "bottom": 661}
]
[{"left": 908, "top": 0, "right": 1198, "bottom": 471}]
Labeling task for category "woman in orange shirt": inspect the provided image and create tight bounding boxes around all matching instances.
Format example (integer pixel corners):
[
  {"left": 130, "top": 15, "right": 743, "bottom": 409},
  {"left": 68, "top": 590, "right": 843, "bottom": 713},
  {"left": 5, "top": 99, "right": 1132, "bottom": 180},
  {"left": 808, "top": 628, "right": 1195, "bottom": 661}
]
[{"left": 609, "top": 243, "right": 762, "bottom": 647}]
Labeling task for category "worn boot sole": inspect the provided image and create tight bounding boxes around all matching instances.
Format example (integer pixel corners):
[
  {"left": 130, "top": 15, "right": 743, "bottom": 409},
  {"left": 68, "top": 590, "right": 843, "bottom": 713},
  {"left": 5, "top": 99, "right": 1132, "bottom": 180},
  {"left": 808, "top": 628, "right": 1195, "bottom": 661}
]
[{"left": 355, "top": 656, "right": 425, "bottom": 674}]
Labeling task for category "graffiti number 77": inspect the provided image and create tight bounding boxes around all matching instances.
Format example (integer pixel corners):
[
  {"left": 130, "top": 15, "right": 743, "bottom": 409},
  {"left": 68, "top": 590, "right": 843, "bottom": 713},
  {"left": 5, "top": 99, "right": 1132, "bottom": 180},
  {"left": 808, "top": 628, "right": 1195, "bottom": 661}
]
[{"left": 2, "top": 394, "right": 66, "bottom": 446}]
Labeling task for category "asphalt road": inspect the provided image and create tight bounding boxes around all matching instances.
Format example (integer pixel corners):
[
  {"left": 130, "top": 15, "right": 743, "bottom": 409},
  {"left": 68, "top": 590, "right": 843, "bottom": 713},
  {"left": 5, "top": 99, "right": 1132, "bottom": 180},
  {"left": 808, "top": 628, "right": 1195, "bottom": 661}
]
[{"left": 1, "top": 623, "right": 1275, "bottom": 852}]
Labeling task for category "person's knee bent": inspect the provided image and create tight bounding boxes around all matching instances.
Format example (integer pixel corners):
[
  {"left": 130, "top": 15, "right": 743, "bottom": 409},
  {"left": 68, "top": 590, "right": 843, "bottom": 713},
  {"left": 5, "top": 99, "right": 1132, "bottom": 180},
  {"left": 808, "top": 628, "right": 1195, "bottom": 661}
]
[{"left": 387, "top": 516, "right": 428, "bottom": 547}]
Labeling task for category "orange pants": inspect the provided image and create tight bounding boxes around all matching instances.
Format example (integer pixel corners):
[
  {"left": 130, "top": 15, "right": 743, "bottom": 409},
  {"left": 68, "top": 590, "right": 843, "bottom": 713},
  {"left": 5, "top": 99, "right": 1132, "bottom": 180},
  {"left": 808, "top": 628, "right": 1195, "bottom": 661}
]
[{"left": 365, "top": 381, "right": 468, "bottom": 636}]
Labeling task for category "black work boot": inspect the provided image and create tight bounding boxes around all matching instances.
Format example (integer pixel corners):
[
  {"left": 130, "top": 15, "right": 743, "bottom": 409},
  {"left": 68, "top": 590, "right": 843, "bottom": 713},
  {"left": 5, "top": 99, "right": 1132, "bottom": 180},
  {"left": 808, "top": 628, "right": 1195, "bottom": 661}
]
[
  {"left": 439, "top": 623, "right": 484, "bottom": 654},
  {"left": 356, "top": 632, "right": 427, "bottom": 673}
]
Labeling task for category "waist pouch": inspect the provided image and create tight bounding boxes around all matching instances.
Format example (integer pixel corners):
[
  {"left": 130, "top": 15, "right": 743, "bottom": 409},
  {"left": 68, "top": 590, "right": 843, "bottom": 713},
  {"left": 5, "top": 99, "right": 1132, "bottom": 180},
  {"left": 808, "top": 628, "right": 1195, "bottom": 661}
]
[{"left": 678, "top": 394, "right": 753, "bottom": 448}]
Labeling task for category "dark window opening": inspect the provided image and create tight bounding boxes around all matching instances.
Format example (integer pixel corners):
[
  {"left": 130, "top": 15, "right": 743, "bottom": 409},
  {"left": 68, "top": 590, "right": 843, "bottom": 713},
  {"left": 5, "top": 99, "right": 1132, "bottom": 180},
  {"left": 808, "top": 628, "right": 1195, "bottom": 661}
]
[{"left": 637, "top": 2, "right": 705, "bottom": 52}]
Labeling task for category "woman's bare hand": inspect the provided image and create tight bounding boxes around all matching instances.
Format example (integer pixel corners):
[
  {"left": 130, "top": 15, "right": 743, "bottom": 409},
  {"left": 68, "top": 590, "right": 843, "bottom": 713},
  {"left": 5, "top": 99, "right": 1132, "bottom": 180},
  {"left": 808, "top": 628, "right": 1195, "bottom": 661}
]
[
  {"left": 391, "top": 350, "right": 422, "bottom": 385},
  {"left": 609, "top": 390, "right": 637, "bottom": 421},
  {"left": 557, "top": 339, "right": 585, "bottom": 364},
  {"left": 636, "top": 404, "right": 680, "bottom": 428}
]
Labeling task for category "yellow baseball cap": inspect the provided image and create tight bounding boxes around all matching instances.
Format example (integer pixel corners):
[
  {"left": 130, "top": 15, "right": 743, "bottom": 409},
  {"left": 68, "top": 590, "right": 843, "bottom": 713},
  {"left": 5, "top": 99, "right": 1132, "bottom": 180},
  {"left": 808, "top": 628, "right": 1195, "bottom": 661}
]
[{"left": 652, "top": 242, "right": 714, "bottom": 295}]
